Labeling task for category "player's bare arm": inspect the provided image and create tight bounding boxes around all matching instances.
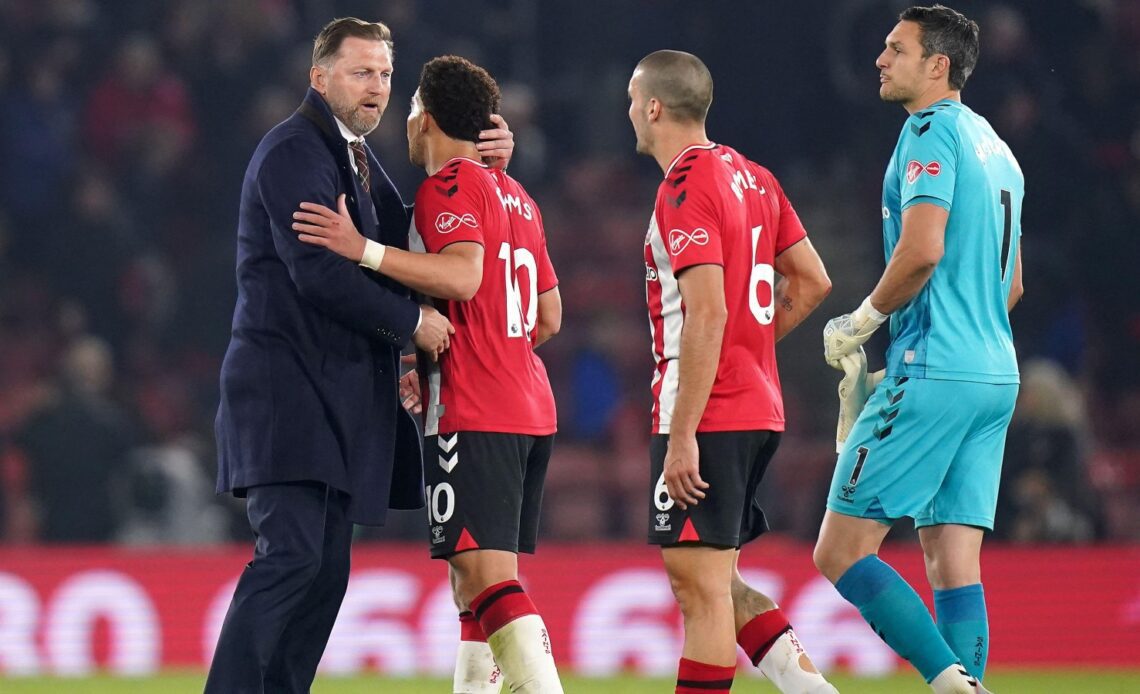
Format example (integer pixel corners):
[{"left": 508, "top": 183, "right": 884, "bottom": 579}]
[
  {"left": 476, "top": 113, "right": 514, "bottom": 169},
  {"left": 665, "top": 263, "right": 725, "bottom": 510},
  {"left": 772, "top": 238, "right": 832, "bottom": 342},
  {"left": 372, "top": 242, "right": 483, "bottom": 301},
  {"left": 824, "top": 201, "right": 947, "bottom": 367},
  {"left": 867, "top": 201, "right": 948, "bottom": 313},
  {"left": 1007, "top": 246, "right": 1023, "bottom": 312},
  {"left": 534, "top": 286, "right": 562, "bottom": 347},
  {"left": 292, "top": 194, "right": 484, "bottom": 300}
]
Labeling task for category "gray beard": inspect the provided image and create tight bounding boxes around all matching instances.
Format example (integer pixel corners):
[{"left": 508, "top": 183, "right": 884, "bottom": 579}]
[{"left": 331, "top": 102, "right": 380, "bottom": 137}]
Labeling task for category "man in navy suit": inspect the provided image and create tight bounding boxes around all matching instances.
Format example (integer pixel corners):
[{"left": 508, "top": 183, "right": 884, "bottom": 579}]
[{"left": 206, "top": 18, "right": 514, "bottom": 693}]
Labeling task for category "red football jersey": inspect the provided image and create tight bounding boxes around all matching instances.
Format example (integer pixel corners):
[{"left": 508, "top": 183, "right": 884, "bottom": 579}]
[
  {"left": 412, "top": 157, "right": 557, "bottom": 436},
  {"left": 644, "top": 143, "right": 808, "bottom": 434}
]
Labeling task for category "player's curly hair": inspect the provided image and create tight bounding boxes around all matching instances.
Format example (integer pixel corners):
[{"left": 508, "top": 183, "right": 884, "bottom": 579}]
[
  {"left": 900, "top": 4, "right": 980, "bottom": 91},
  {"left": 418, "top": 56, "right": 501, "bottom": 143}
]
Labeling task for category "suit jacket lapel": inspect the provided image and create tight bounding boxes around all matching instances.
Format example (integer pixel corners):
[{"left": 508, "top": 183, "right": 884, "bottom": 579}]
[{"left": 295, "top": 90, "right": 383, "bottom": 243}]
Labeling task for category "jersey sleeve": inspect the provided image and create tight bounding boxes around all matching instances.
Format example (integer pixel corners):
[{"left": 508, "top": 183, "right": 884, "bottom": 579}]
[
  {"left": 768, "top": 173, "right": 808, "bottom": 254},
  {"left": 412, "top": 169, "right": 487, "bottom": 254},
  {"left": 655, "top": 176, "right": 724, "bottom": 274},
  {"left": 898, "top": 115, "right": 958, "bottom": 212}
]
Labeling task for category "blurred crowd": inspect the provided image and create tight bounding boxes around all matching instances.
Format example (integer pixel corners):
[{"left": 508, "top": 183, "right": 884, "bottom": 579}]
[{"left": 1, "top": 0, "right": 1138, "bottom": 546}]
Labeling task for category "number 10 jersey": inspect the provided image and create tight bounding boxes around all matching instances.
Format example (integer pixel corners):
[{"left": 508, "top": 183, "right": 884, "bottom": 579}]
[
  {"left": 412, "top": 157, "right": 557, "bottom": 437},
  {"left": 644, "top": 143, "right": 808, "bottom": 435}
]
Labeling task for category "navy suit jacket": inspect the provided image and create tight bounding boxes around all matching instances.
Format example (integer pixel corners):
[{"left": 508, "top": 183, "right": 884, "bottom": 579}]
[{"left": 215, "top": 88, "right": 424, "bottom": 525}]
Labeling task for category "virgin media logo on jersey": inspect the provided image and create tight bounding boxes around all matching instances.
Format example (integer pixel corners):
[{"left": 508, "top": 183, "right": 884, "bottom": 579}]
[
  {"left": 435, "top": 212, "right": 479, "bottom": 234},
  {"left": 905, "top": 160, "right": 941, "bottom": 184},
  {"left": 668, "top": 228, "right": 709, "bottom": 255}
]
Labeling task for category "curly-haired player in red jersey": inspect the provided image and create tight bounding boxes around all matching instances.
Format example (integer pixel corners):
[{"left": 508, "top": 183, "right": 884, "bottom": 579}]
[{"left": 291, "top": 55, "right": 562, "bottom": 693}]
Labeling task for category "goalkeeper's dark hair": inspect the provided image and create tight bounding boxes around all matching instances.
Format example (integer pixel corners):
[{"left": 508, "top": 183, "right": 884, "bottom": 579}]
[
  {"left": 900, "top": 4, "right": 979, "bottom": 91},
  {"left": 635, "top": 50, "right": 713, "bottom": 124},
  {"left": 418, "top": 55, "right": 500, "bottom": 143}
]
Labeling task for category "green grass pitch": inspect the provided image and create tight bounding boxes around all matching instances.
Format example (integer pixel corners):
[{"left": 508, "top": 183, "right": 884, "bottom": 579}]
[{"left": 4, "top": 671, "right": 1140, "bottom": 693}]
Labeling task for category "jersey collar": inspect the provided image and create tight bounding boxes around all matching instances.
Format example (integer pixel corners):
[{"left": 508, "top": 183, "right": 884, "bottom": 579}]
[
  {"left": 665, "top": 142, "right": 717, "bottom": 178},
  {"left": 444, "top": 156, "right": 489, "bottom": 168}
]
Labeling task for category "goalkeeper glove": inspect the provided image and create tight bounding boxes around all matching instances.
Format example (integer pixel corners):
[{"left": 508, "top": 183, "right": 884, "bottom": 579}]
[
  {"left": 835, "top": 347, "right": 886, "bottom": 453},
  {"left": 823, "top": 296, "right": 888, "bottom": 369}
]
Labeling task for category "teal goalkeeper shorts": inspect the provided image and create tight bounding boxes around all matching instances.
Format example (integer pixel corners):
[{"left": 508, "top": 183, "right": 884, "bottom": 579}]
[{"left": 827, "top": 376, "right": 1018, "bottom": 530}]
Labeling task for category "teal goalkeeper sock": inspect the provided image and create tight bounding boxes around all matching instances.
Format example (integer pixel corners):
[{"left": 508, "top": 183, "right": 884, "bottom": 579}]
[
  {"left": 935, "top": 583, "right": 989, "bottom": 681},
  {"left": 835, "top": 555, "right": 959, "bottom": 683}
]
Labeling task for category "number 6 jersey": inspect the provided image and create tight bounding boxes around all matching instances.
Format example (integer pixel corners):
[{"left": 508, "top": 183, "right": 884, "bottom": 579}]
[
  {"left": 412, "top": 157, "right": 557, "bottom": 436},
  {"left": 644, "top": 143, "right": 808, "bottom": 435}
]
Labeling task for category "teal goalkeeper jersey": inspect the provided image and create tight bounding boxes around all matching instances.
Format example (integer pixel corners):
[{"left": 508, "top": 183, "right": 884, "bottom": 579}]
[{"left": 881, "top": 99, "right": 1022, "bottom": 384}]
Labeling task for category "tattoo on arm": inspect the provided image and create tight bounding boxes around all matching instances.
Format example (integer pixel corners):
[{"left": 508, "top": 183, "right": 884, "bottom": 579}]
[{"left": 781, "top": 296, "right": 793, "bottom": 312}]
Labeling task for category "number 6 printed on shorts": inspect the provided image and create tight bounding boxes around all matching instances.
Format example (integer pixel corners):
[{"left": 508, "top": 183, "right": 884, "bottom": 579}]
[{"left": 654, "top": 471, "right": 675, "bottom": 512}]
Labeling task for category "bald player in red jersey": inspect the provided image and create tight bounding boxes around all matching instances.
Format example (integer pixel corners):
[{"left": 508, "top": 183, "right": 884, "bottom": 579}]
[
  {"left": 630, "top": 50, "right": 837, "bottom": 694},
  {"left": 292, "top": 56, "right": 562, "bottom": 693}
]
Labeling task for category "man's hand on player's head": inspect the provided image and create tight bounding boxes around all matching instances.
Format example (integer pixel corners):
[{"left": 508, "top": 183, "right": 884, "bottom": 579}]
[
  {"left": 399, "top": 369, "right": 422, "bottom": 414},
  {"left": 413, "top": 305, "right": 454, "bottom": 361},
  {"left": 477, "top": 114, "right": 513, "bottom": 170},
  {"left": 663, "top": 434, "right": 708, "bottom": 511},
  {"left": 823, "top": 296, "right": 888, "bottom": 369},
  {"left": 293, "top": 194, "right": 367, "bottom": 262}
]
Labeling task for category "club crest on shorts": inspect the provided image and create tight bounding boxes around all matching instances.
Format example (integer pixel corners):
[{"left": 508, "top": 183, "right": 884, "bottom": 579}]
[
  {"left": 431, "top": 525, "right": 446, "bottom": 544},
  {"left": 654, "top": 512, "right": 672, "bottom": 532}
]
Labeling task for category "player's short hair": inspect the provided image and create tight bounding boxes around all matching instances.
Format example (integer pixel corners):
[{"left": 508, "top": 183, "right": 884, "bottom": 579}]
[
  {"left": 900, "top": 4, "right": 979, "bottom": 91},
  {"left": 312, "top": 17, "right": 393, "bottom": 68},
  {"left": 418, "top": 55, "right": 501, "bottom": 143},
  {"left": 635, "top": 50, "right": 714, "bottom": 124}
]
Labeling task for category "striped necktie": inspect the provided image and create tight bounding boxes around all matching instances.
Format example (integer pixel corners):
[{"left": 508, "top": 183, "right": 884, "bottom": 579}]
[{"left": 349, "top": 139, "right": 370, "bottom": 193}]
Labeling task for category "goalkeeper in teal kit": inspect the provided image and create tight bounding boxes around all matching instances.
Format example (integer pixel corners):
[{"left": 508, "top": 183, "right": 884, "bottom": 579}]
[{"left": 813, "top": 5, "right": 1023, "bottom": 694}]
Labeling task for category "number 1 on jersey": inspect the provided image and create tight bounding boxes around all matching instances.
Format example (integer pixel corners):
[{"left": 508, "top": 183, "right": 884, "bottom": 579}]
[{"left": 999, "top": 189, "right": 1012, "bottom": 282}]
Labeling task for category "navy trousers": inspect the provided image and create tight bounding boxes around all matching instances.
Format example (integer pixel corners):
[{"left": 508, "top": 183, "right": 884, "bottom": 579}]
[{"left": 204, "top": 482, "right": 353, "bottom": 694}]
